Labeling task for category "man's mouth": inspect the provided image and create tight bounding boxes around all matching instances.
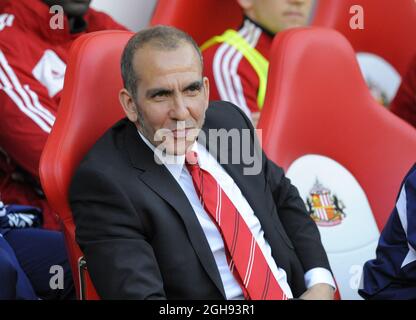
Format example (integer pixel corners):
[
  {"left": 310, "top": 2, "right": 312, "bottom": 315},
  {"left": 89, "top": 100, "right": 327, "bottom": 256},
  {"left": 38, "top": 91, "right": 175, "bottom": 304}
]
[
  {"left": 171, "top": 128, "right": 194, "bottom": 138},
  {"left": 283, "top": 11, "right": 304, "bottom": 18}
]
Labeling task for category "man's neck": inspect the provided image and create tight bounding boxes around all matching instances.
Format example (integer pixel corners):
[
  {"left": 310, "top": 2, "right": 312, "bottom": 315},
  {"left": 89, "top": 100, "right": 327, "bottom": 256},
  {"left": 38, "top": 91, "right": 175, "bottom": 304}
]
[
  {"left": 68, "top": 15, "right": 88, "bottom": 34},
  {"left": 242, "top": 15, "right": 276, "bottom": 38}
]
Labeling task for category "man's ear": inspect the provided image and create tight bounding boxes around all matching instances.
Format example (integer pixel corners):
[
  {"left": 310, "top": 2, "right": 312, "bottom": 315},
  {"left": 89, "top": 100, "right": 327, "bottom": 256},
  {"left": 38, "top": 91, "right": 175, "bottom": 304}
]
[
  {"left": 202, "top": 77, "right": 209, "bottom": 100},
  {"left": 237, "top": 0, "right": 254, "bottom": 11},
  {"left": 203, "top": 76, "right": 210, "bottom": 109},
  {"left": 119, "top": 88, "right": 138, "bottom": 122}
]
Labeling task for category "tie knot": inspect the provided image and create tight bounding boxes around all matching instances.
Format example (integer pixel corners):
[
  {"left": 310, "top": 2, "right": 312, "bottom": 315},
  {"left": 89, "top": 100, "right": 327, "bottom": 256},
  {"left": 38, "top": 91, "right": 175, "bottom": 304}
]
[{"left": 185, "top": 151, "right": 199, "bottom": 166}]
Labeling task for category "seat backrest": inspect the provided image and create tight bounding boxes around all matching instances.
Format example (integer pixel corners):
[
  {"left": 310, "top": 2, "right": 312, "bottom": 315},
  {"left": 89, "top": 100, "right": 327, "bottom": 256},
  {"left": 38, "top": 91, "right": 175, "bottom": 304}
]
[
  {"left": 312, "top": 0, "right": 416, "bottom": 105},
  {"left": 39, "top": 30, "right": 133, "bottom": 299},
  {"left": 312, "top": 0, "right": 416, "bottom": 77},
  {"left": 257, "top": 27, "right": 416, "bottom": 299},
  {"left": 149, "top": 0, "right": 243, "bottom": 45}
]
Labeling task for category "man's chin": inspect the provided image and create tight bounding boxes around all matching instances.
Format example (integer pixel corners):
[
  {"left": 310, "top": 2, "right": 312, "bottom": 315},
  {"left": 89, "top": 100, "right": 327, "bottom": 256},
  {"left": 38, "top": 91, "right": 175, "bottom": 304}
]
[{"left": 164, "top": 140, "right": 195, "bottom": 156}]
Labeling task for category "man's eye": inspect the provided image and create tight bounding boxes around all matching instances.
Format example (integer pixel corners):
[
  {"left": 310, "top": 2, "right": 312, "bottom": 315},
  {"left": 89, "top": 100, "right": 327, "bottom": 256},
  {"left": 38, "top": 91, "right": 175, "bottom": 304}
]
[
  {"left": 153, "top": 91, "right": 169, "bottom": 98},
  {"left": 186, "top": 85, "right": 201, "bottom": 94}
]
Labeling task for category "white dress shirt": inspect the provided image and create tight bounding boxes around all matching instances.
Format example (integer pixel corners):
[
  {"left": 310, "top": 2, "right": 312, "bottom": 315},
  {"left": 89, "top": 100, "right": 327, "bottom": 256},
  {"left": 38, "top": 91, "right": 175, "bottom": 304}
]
[{"left": 138, "top": 132, "right": 335, "bottom": 299}]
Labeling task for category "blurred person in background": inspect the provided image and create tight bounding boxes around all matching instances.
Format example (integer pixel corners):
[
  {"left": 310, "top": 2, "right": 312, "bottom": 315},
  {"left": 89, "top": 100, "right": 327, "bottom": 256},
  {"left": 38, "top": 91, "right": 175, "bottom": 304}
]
[
  {"left": 0, "top": 200, "right": 75, "bottom": 299},
  {"left": 390, "top": 55, "right": 416, "bottom": 129},
  {"left": 0, "top": 0, "right": 128, "bottom": 230},
  {"left": 202, "top": 0, "right": 314, "bottom": 126},
  {"left": 359, "top": 164, "right": 416, "bottom": 299}
]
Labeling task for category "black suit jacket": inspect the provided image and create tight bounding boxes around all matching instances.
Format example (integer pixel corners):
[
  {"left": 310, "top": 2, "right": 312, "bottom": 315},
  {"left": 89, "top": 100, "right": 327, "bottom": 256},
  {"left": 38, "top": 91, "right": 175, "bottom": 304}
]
[{"left": 69, "top": 101, "right": 331, "bottom": 299}]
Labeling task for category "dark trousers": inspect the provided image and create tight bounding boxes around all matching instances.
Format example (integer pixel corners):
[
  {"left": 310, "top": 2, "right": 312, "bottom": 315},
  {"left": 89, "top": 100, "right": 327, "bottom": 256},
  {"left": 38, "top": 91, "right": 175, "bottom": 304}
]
[{"left": 0, "top": 228, "right": 75, "bottom": 300}]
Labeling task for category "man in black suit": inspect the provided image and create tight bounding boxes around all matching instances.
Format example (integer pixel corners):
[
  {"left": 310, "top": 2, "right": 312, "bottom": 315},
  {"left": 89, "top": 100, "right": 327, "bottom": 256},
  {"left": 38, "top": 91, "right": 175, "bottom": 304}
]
[{"left": 69, "top": 26, "right": 335, "bottom": 299}]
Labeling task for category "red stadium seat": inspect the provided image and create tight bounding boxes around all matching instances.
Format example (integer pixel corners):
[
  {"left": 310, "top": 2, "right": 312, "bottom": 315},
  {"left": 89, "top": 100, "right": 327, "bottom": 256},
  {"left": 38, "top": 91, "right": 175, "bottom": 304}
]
[
  {"left": 258, "top": 27, "right": 416, "bottom": 299},
  {"left": 312, "top": 0, "right": 416, "bottom": 105},
  {"left": 39, "top": 30, "right": 133, "bottom": 299},
  {"left": 312, "top": 0, "right": 416, "bottom": 78},
  {"left": 150, "top": 0, "right": 243, "bottom": 45}
]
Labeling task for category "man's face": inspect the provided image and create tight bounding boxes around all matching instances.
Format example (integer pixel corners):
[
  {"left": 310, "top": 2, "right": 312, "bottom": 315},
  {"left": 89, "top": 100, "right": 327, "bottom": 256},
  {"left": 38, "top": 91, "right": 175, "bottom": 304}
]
[
  {"left": 122, "top": 43, "right": 209, "bottom": 156},
  {"left": 42, "top": 0, "right": 91, "bottom": 17},
  {"left": 242, "top": 0, "right": 314, "bottom": 34}
]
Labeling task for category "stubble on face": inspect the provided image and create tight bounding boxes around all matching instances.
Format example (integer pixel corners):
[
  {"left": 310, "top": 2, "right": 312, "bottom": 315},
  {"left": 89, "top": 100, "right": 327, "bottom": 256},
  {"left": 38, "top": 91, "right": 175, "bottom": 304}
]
[{"left": 130, "top": 43, "right": 209, "bottom": 155}]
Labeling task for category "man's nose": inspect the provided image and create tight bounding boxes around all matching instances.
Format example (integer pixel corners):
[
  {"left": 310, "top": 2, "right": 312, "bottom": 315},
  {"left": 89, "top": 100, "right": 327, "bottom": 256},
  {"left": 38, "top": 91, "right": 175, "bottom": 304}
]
[{"left": 170, "top": 95, "right": 190, "bottom": 120}]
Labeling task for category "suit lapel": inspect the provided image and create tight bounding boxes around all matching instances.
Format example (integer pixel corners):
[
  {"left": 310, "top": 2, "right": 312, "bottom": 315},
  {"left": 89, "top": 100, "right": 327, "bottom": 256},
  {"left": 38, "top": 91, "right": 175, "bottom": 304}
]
[{"left": 123, "top": 122, "right": 226, "bottom": 298}]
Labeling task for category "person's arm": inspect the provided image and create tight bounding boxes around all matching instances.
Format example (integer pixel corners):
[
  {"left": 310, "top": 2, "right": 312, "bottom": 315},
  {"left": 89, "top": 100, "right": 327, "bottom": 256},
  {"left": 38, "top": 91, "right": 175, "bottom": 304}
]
[
  {"left": 390, "top": 56, "right": 416, "bottom": 128},
  {"left": 0, "top": 46, "right": 58, "bottom": 178},
  {"left": 69, "top": 166, "right": 167, "bottom": 299},
  {"left": 236, "top": 64, "right": 261, "bottom": 126},
  {"left": 359, "top": 165, "right": 416, "bottom": 300},
  {"left": 203, "top": 44, "right": 260, "bottom": 125}
]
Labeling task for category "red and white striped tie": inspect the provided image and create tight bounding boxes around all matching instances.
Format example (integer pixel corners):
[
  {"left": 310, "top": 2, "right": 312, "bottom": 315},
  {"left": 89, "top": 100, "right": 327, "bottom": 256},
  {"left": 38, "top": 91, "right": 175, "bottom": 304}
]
[{"left": 185, "top": 151, "right": 288, "bottom": 300}]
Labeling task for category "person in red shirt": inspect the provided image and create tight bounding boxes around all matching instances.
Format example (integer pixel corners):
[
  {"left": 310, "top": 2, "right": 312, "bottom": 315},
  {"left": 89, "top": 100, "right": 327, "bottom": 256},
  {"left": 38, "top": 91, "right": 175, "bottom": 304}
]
[
  {"left": 390, "top": 55, "right": 416, "bottom": 129},
  {"left": 202, "top": 0, "right": 314, "bottom": 126},
  {"left": 0, "top": 0, "right": 128, "bottom": 229}
]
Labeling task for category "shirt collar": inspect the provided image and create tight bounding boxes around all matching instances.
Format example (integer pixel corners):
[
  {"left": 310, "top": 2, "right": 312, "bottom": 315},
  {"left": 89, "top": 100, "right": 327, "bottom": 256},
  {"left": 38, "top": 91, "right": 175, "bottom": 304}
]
[
  {"left": 242, "top": 15, "right": 276, "bottom": 38},
  {"left": 137, "top": 130, "right": 199, "bottom": 182}
]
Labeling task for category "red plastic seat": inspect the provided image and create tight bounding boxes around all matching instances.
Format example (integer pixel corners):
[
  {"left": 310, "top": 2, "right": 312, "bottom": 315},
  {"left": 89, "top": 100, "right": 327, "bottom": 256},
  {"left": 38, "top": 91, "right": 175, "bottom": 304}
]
[
  {"left": 312, "top": 0, "right": 416, "bottom": 78},
  {"left": 39, "top": 30, "right": 133, "bottom": 299},
  {"left": 150, "top": 0, "right": 243, "bottom": 45},
  {"left": 258, "top": 27, "right": 416, "bottom": 299},
  {"left": 313, "top": 0, "right": 416, "bottom": 105}
]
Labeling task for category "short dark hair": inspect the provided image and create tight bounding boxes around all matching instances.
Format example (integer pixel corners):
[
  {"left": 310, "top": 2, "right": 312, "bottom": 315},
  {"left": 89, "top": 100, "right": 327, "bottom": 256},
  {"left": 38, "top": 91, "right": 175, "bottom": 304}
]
[{"left": 120, "top": 25, "right": 203, "bottom": 100}]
